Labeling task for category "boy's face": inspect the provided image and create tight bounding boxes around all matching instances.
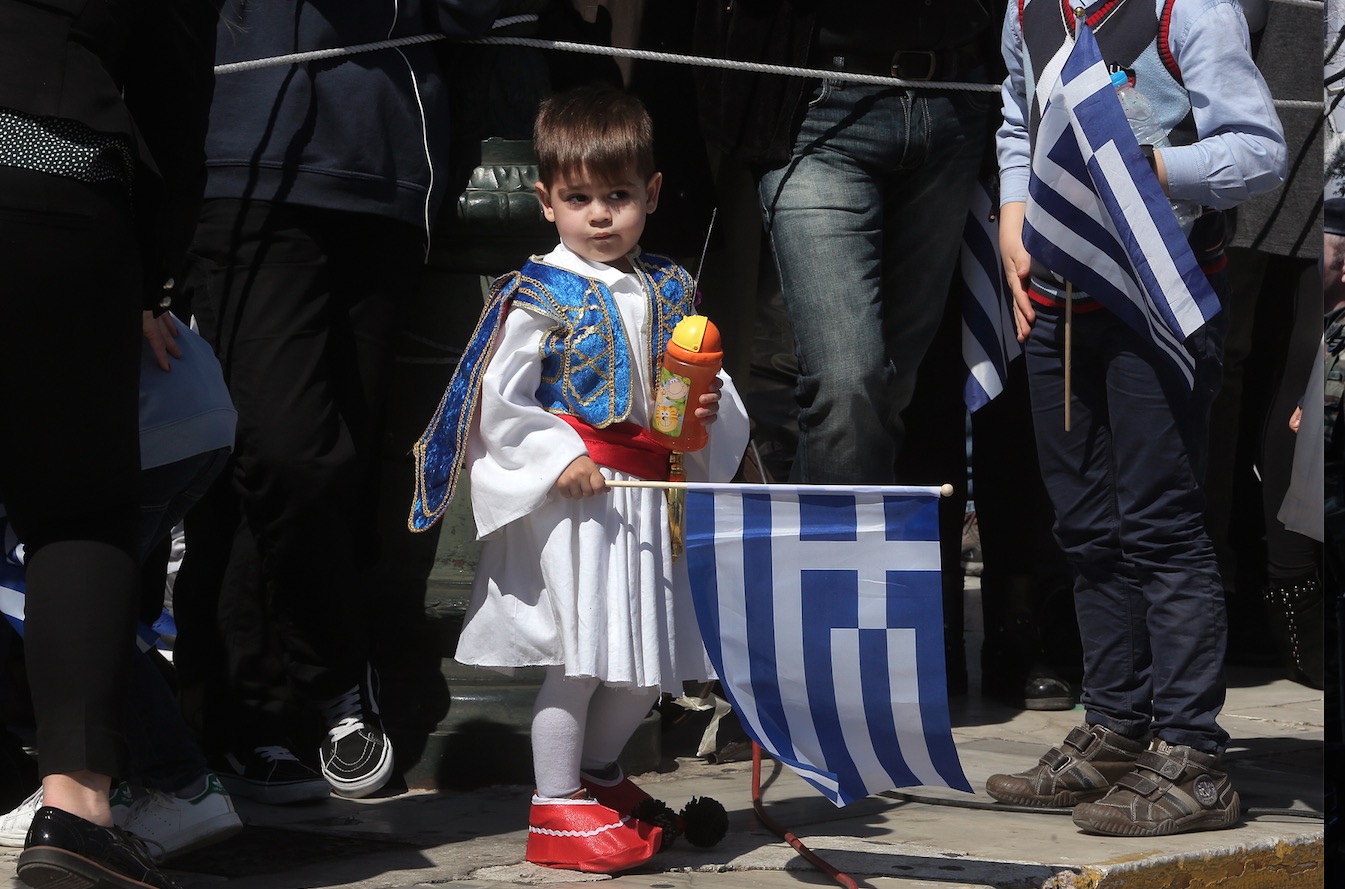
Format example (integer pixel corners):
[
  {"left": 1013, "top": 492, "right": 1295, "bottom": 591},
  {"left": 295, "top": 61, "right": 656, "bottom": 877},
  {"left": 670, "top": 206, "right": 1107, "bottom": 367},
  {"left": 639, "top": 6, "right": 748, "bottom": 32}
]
[{"left": 536, "top": 164, "right": 661, "bottom": 271}]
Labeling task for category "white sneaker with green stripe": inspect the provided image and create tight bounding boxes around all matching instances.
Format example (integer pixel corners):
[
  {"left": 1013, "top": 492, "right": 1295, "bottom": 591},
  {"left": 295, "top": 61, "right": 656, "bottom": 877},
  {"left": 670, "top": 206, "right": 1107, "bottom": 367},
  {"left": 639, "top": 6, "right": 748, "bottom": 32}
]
[{"left": 122, "top": 773, "right": 243, "bottom": 860}]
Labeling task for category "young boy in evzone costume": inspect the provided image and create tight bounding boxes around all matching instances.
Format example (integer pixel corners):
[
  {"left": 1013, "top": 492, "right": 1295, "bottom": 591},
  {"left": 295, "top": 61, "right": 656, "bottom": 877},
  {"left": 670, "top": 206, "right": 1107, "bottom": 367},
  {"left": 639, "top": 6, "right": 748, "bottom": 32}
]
[{"left": 409, "top": 84, "right": 749, "bottom": 872}]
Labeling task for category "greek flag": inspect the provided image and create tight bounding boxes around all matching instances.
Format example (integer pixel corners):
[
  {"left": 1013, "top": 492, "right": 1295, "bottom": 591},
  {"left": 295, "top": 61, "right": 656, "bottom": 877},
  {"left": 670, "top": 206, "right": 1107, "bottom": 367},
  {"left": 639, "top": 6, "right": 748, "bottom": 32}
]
[
  {"left": 0, "top": 522, "right": 26, "bottom": 641},
  {"left": 1024, "top": 22, "right": 1220, "bottom": 387},
  {"left": 684, "top": 484, "right": 970, "bottom": 806},
  {"left": 960, "top": 179, "right": 1021, "bottom": 411}
]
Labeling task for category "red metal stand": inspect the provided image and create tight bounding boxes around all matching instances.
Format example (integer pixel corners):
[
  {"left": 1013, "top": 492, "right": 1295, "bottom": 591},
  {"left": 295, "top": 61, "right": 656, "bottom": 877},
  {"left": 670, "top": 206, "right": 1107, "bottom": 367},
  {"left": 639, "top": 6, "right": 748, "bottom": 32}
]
[{"left": 750, "top": 743, "right": 858, "bottom": 889}]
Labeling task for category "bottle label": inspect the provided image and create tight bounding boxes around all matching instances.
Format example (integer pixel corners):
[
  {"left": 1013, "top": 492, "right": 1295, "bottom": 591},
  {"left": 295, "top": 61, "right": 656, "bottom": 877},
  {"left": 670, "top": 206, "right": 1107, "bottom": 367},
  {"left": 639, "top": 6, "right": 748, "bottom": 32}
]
[{"left": 653, "top": 367, "right": 691, "bottom": 437}]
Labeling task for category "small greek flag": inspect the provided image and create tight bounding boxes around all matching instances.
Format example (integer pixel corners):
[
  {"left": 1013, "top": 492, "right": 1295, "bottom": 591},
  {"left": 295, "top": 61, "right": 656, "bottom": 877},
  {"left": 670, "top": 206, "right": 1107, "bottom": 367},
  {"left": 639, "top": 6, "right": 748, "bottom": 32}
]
[
  {"left": 1024, "top": 22, "right": 1220, "bottom": 387},
  {"left": 684, "top": 484, "right": 970, "bottom": 806},
  {"left": 960, "top": 179, "right": 1021, "bottom": 411}
]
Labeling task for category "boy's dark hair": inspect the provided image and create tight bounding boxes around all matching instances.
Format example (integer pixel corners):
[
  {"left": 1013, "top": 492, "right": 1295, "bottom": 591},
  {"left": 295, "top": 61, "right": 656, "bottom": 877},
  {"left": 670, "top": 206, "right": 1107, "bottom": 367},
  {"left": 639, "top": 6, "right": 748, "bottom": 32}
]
[{"left": 533, "top": 85, "right": 656, "bottom": 186}]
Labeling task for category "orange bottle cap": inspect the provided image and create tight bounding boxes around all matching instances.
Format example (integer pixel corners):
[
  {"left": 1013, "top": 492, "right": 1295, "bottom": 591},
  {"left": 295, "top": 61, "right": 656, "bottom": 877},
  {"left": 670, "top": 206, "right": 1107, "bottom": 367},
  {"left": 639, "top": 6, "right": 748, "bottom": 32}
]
[{"left": 671, "top": 315, "right": 722, "bottom": 354}]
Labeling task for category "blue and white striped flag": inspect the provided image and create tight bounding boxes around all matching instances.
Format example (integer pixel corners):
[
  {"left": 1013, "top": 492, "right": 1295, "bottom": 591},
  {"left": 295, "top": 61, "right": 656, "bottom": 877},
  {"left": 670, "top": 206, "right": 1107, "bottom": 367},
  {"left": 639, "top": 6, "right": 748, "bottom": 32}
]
[
  {"left": 960, "top": 179, "right": 1021, "bottom": 411},
  {"left": 1023, "top": 22, "right": 1220, "bottom": 388},
  {"left": 684, "top": 483, "right": 970, "bottom": 806}
]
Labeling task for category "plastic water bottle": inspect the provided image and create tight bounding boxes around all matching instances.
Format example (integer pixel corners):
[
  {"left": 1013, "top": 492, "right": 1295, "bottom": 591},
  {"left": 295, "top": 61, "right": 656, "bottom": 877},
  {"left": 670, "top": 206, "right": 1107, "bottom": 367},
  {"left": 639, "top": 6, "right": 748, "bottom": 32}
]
[
  {"left": 1110, "top": 70, "right": 1200, "bottom": 229},
  {"left": 650, "top": 314, "right": 722, "bottom": 453}
]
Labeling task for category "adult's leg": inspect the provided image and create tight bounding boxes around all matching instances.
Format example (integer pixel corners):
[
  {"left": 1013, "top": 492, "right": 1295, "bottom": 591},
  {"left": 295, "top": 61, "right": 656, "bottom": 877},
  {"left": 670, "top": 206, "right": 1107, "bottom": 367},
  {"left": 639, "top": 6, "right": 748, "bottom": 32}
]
[
  {"left": 1258, "top": 257, "right": 1325, "bottom": 686},
  {"left": 0, "top": 169, "right": 142, "bottom": 821},
  {"left": 1204, "top": 248, "right": 1266, "bottom": 619},
  {"left": 174, "top": 215, "right": 288, "bottom": 756},
  {"left": 876, "top": 85, "right": 988, "bottom": 464},
  {"left": 760, "top": 83, "right": 982, "bottom": 483},
  {"left": 323, "top": 219, "right": 421, "bottom": 611},
  {"left": 189, "top": 203, "right": 416, "bottom": 802},
  {"left": 189, "top": 201, "right": 418, "bottom": 711},
  {"left": 172, "top": 467, "right": 281, "bottom": 757},
  {"left": 125, "top": 450, "right": 231, "bottom": 791},
  {"left": 973, "top": 357, "right": 1079, "bottom": 707}
]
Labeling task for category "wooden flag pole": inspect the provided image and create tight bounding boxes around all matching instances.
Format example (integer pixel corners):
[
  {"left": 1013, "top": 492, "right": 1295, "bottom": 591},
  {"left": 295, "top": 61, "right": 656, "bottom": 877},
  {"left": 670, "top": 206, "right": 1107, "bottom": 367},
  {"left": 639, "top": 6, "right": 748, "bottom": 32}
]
[
  {"left": 1064, "top": 280, "right": 1073, "bottom": 432},
  {"left": 604, "top": 479, "right": 691, "bottom": 489},
  {"left": 606, "top": 480, "right": 958, "bottom": 497}
]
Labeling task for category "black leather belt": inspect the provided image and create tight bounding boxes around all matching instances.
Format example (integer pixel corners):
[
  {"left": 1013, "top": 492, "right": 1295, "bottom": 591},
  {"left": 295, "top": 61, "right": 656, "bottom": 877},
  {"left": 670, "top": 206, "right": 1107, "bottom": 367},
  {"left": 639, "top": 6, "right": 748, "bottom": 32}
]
[{"left": 821, "top": 43, "right": 984, "bottom": 81}]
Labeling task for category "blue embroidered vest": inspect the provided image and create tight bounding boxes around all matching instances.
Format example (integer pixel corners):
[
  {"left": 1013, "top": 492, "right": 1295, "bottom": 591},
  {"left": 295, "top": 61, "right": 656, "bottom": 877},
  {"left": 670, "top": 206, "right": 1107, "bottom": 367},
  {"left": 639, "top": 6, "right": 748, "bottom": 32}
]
[{"left": 408, "top": 251, "right": 695, "bottom": 531}]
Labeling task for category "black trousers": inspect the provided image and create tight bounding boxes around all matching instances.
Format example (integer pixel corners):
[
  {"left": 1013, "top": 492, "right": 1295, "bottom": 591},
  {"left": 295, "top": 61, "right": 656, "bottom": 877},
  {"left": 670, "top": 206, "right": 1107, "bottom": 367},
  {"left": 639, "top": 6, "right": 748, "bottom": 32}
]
[
  {"left": 174, "top": 199, "right": 422, "bottom": 753},
  {"left": 0, "top": 167, "right": 142, "bottom": 777}
]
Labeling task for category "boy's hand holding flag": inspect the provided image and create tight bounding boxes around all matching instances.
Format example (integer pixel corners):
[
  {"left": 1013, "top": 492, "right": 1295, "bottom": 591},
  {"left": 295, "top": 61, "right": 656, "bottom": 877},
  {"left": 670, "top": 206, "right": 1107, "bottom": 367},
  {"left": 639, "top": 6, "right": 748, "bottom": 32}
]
[{"left": 1022, "top": 21, "right": 1221, "bottom": 388}]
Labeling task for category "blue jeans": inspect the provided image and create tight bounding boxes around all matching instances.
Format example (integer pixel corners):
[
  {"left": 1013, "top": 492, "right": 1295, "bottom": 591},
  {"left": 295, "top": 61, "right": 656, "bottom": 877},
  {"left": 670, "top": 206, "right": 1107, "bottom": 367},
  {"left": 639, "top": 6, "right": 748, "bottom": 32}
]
[
  {"left": 1024, "top": 286, "right": 1230, "bottom": 753},
  {"left": 758, "top": 79, "right": 989, "bottom": 483}
]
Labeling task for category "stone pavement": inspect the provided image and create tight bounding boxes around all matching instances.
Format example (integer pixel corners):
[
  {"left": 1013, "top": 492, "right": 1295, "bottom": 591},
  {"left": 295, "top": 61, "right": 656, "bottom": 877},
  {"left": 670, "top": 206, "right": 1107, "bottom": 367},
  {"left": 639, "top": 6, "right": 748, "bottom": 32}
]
[{"left": 0, "top": 663, "right": 1322, "bottom": 889}]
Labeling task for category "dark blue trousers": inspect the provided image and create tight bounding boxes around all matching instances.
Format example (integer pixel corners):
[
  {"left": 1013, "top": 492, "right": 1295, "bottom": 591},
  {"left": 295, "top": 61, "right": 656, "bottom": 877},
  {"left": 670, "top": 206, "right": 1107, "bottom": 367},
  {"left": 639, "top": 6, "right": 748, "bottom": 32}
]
[{"left": 1024, "top": 278, "right": 1230, "bottom": 754}]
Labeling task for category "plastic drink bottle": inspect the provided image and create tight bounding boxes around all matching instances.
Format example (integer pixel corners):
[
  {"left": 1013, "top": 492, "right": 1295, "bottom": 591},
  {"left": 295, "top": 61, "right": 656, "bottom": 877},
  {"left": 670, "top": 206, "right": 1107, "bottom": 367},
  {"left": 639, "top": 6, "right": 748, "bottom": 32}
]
[
  {"left": 650, "top": 314, "right": 722, "bottom": 452},
  {"left": 1110, "top": 69, "right": 1200, "bottom": 229}
]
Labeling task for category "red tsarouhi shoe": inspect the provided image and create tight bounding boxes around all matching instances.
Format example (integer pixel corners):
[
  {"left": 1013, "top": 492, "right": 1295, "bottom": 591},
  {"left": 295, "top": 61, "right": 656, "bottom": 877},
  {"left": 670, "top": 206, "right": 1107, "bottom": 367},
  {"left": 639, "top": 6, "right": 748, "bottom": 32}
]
[
  {"left": 581, "top": 771, "right": 728, "bottom": 849},
  {"left": 525, "top": 795, "right": 662, "bottom": 873}
]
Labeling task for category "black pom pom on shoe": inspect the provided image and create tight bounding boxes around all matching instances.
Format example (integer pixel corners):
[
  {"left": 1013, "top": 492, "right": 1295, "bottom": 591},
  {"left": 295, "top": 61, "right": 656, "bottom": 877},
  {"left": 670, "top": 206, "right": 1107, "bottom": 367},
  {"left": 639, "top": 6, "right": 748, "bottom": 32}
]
[
  {"left": 678, "top": 796, "right": 728, "bottom": 848},
  {"left": 632, "top": 796, "right": 679, "bottom": 851}
]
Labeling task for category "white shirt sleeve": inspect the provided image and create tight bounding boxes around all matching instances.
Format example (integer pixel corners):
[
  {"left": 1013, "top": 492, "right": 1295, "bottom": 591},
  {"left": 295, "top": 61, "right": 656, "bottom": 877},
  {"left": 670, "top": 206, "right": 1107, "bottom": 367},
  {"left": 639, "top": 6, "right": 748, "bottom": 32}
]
[{"left": 466, "top": 305, "right": 588, "bottom": 539}]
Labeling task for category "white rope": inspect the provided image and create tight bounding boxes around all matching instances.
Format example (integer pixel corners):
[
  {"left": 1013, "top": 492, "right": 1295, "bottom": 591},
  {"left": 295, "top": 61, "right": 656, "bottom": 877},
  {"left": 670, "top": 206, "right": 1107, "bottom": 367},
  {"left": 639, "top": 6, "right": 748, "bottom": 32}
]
[
  {"left": 212, "top": 14, "right": 538, "bottom": 75},
  {"left": 469, "top": 36, "right": 1001, "bottom": 92},
  {"left": 1269, "top": 0, "right": 1322, "bottom": 8},
  {"left": 1281, "top": 98, "right": 1332, "bottom": 110},
  {"left": 214, "top": 26, "right": 1325, "bottom": 109},
  {"left": 214, "top": 31, "right": 999, "bottom": 91},
  {"left": 214, "top": 33, "right": 447, "bottom": 74}
]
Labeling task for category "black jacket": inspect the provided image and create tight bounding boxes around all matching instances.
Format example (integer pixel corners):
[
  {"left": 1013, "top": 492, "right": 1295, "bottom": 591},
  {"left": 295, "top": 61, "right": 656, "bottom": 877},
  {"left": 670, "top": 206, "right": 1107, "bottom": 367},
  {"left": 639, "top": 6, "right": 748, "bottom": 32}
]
[
  {"left": 0, "top": 0, "right": 220, "bottom": 305},
  {"left": 206, "top": 0, "right": 503, "bottom": 245}
]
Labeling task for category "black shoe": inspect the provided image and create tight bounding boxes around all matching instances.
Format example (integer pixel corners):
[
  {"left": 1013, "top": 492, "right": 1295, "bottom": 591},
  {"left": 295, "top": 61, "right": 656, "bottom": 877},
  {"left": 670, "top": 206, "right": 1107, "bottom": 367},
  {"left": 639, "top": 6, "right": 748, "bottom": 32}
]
[
  {"left": 1022, "top": 665, "right": 1075, "bottom": 711},
  {"left": 213, "top": 745, "right": 330, "bottom": 805},
  {"left": 18, "top": 805, "right": 177, "bottom": 889},
  {"left": 318, "top": 667, "right": 393, "bottom": 799}
]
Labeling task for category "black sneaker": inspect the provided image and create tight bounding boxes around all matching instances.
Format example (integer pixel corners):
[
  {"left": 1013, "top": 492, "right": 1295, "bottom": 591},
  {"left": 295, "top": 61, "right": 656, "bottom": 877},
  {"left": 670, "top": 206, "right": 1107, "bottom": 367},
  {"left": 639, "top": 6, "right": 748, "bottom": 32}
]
[
  {"left": 214, "top": 745, "right": 330, "bottom": 805},
  {"left": 318, "top": 668, "right": 393, "bottom": 799},
  {"left": 18, "top": 805, "right": 178, "bottom": 889}
]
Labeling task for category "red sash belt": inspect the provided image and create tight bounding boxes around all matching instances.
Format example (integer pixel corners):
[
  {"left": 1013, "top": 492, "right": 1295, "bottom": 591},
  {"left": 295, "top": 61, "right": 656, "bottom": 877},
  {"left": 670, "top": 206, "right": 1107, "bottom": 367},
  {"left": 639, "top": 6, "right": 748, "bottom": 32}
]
[
  {"left": 1029, "top": 286, "right": 1104, "bottom": 312},
  {"left": 557, "top": 414, "right": 671, "bottom": 481}
]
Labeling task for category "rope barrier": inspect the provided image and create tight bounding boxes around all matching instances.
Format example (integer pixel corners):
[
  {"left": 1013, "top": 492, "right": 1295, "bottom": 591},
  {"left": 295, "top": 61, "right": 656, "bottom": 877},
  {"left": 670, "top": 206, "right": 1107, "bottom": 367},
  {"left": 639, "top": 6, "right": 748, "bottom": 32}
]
[
  {"left": 212, "top": 13, "right": 539, "bottom": 74},
  {"left": 214, "top": 31, "right": 1327, "bottom": 111},
  {"left": 215, "top": 32, "right": 997, "bottom": 91},
  {"left": 1277, "top": 98, "right": 1332, "bottom": 110},
  {"left": 213, "top": 33, "right": 447, "bottom": 74},
  {"left": 469, "top": 36, "right": 1001, "bottom": 93}
]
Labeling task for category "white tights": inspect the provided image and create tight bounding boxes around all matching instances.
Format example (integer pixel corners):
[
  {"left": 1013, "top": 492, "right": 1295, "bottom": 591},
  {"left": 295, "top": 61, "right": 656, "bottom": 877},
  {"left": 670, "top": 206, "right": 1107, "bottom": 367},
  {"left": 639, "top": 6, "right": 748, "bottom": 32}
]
[{"left": 531, "top": 666, "right": 660, "bottom": 799}]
